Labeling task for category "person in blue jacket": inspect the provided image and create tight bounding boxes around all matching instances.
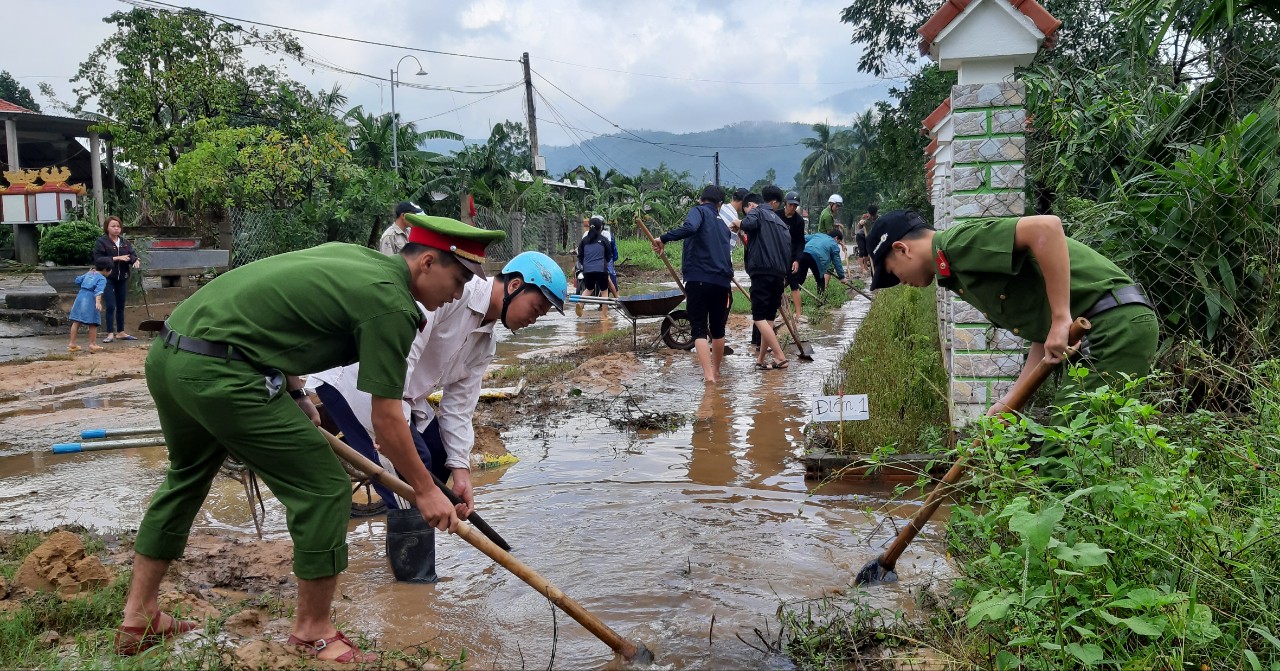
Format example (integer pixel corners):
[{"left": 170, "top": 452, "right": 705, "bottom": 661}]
[
  {"left": 651, "top": 185, "right": 734, "bottom": 383},
  {"left": 797, "top": 231, "right": 848, "bottom": 293},
  {"left": 575, "top": 216, "right": 617, "bottom": 314}
]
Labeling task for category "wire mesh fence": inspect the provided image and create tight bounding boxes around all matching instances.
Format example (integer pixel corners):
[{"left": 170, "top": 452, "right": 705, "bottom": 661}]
[
  {"left": 472, "top": 208, "right": 575, "bottom": 262},
  {"left": 228, "top": 208, "right": 326, "bottom": 268}
]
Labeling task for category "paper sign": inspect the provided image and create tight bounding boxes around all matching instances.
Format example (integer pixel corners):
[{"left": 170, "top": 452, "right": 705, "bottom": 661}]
[{"left": 810, "top": 394, "right": 869, "bottom": 422}]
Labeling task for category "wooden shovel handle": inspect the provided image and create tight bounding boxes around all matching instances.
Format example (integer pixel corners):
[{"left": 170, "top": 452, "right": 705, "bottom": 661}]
[
  {"left": 635, "top": 217, "right": 685, "bottom": 293},
  {"left": 876, "top": 317, "right": 1091, "bottom": 570},
  {"left": 732, "top": 278, "right": 810, "bottom": 356},
  {"left": 321, "top": 429, "right": 642, "bottom": 660}
]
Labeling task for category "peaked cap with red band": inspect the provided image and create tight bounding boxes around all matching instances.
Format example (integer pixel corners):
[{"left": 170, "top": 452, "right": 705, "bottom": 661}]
[{"left": 403, "top": 213, "right": 506, "bottom": 279}]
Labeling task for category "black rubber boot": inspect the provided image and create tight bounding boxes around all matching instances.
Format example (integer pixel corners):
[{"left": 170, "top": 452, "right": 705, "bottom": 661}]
[{"left": 385, "top": 508, "right": 439, "bottom": 583}]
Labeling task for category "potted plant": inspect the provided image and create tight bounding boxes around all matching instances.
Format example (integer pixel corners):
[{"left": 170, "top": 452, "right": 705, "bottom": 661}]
[{"left": 38, "top": 220, "right": 101, "bottom": 293}]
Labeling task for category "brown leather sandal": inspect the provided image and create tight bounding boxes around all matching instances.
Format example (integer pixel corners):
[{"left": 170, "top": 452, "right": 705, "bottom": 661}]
[
  {"left": 113, "top": 611, "right": 200, "bottom": 656},
  {"left": 287, "top": 630, "right": 377, "bottom": 664}
]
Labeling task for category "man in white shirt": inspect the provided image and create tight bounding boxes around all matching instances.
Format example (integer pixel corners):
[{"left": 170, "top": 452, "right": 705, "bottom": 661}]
[
  {"left": 310, "top": 252, "right": 566, "bottom": 582},
  {"left": 378, "top": 201, "right": 423, "bottom": 255},
  {"left": 719, "top": 188, "right": 747, "bottom": 249}
]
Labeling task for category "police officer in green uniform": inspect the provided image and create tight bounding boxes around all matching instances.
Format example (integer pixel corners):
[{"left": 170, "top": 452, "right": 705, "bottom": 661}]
[
  {"left": 866, "top": 211, "right": 1159, "bottom": 476},
  {"left": 114, "top": 216, "right": 504, "bottom": 664}
]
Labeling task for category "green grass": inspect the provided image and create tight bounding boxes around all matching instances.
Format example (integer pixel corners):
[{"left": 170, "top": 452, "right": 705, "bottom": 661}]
[
  {"left": 614, "top": 236, "right": 746, "bottom": 275},
  {"left": 816, "top": 284, "right": 949, "bottom": 454},
  {"left": 488, "top": 360, "right": 575, "bottom": 385}
]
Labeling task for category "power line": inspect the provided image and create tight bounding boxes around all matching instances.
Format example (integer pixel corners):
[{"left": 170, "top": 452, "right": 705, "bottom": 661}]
[
  {"left": 538, "top": 56, "right": 882, "bottom": 87},
  {"left": 297, "top": 52, "right": 522, "bottom": 94},
  {"left": 122, "top": 0, "right": 518, "bottom": 63},
  {"left": 404, "top": 87, "right": 521, "bottom": 124},
  {"left": 530, "top": 70, "right": 714, "bottom": 159},
  {"left": 533, "top": 90, "right": 626, "bottom": 174}
]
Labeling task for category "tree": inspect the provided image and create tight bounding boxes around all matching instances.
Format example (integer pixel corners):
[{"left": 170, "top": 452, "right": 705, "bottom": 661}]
[
  {"left": 70, "top": 8, "right": 304, "bottom": 195},
  {"left": 344, "top": 105, "right": 461, "bottom": 173},
  {"left": 799, "top": 122, "right": 854, "bottom": 189},
  {"left": 750, "top": 168, "right": 778, "bottom": 193},
  {"left": 0, "top": 71, "right": 40, "bottom": 112}
]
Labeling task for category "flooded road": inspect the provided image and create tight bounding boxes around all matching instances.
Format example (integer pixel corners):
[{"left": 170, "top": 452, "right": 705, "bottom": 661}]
[{"left": 0, "top": 289, "right": 954, "bottom": 669}]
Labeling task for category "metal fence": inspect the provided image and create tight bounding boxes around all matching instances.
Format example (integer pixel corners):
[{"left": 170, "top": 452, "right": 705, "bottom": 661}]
[
  {"left": 472, "top": 208, "right": 574, "bottom": 262},
  {"left": 228, "top": 208, "right": 326, "bottom": 268}
]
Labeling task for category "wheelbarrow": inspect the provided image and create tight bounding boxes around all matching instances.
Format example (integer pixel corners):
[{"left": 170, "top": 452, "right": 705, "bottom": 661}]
[{"left": 567, "top": 289, "right": 695, "bottom": 351}]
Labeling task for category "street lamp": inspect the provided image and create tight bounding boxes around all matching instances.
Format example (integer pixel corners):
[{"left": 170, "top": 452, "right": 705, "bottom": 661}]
[{"left": 391, "top": 54, "right": 427, "bottom": 173}]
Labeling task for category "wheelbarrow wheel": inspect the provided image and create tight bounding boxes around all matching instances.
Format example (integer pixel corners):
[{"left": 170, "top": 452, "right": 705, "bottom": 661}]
[{"left": 661, "top": 310, "right": 695, "bottom": 350}]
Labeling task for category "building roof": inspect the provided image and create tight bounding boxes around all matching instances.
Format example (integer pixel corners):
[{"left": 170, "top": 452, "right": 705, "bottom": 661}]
[
  {"left": 0, "top": 99, "right": 36, "bottom": 114},
  {"left": 922, "top": 98, "right": 952, "bottom": 132},
  {"left": 917, "top": 0, "right": 1060, "bottom": 55}
]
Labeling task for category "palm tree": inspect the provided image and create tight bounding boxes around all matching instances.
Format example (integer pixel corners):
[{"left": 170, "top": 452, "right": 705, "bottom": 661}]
[
  {"left": 344, "top": 105, "right": 461, "bottom": 173},
  {"left": 799, "top": 121, "right": 855, "bottom": 189}
]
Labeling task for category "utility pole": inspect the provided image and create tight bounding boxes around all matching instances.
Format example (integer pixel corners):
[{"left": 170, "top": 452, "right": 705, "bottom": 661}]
[
  {"left": 389, "top": 68, "right": 398, "bottom": 172},
  {"left": 714, "top": 152, "right": 720, "bottom": 187},
  {"left": 521, "top": 52, "right": 542, "bottom": 175}
]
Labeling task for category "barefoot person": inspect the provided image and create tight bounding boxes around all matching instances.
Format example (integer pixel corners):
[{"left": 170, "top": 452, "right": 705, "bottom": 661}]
[
  {"left": 115, "top": 215, "right": 503, "bottom": 663},
  {"left": 68, "top": 258, "right": 112, "bottom": 354},
  {"left": 311, "top": 252, "right": 566, "bottom": 583},
  {"left": 652, "top": 185, "right": 735, "bottom": 383}
]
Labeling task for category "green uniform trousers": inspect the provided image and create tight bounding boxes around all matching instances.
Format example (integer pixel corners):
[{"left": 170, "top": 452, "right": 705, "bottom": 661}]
[
  {"left": 134, "top": 343, "right": 350, "bottom": 580},
  {"left": 1039, "top": 304, "right": 1160, "bottom": 474}
]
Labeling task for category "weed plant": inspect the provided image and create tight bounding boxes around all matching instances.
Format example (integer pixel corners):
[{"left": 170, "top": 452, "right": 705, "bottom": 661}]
[{"left": 943, "top": 361, "right": 1280, "bottom": 669}]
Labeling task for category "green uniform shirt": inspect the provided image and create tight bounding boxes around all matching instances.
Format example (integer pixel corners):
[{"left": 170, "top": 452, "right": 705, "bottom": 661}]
[
  {"left": 818, "top": 207, "right": 836, "bottom": 234},
  {"left": 167, "top": 242, "right": 420, "bottom": 398},
  {"left": 932, "top": 218, "right": 1134, "bottom": 343}
]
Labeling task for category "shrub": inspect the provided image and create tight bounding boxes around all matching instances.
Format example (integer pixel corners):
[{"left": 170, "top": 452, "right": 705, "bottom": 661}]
[
  {"left": 37, "top": 220, "right": 101, "bottom": 266},
  {"left": 945, "top": 363, "right": 1280, "bottom": 670}
]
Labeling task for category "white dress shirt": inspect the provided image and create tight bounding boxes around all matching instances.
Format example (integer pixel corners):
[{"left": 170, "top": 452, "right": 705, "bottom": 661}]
[
  {"left": 719, "top": 203, "right": 740, "bottom": 248},
  {"left": 308, "top": 277, "right": 497, "bottom": 470}
]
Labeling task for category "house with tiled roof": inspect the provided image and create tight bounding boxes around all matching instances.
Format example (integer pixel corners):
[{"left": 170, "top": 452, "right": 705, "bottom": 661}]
[{"left": 2, "top": 98, "right": 112, "bottom": 263}]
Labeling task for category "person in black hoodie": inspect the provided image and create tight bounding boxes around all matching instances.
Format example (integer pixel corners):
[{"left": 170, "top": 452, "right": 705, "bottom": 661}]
[
  {"left": 735, "top": 192, "right": 791, "bottom": 370},
  {"left": 653, "top": 185, "right": 734, "bottom": 383}
]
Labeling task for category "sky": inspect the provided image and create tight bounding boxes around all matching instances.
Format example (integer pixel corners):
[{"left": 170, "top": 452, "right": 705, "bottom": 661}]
[{"left": 4, "top": 0, "right": 893, "bottom": 146}]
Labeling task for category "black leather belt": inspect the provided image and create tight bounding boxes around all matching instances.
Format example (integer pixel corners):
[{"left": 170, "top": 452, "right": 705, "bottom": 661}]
[
  {"left": 1082, "top": 285, "right": 1152, "bottom": 320},
  {"left": 160, "top": 322, "right": 253, "bottom": 363}
]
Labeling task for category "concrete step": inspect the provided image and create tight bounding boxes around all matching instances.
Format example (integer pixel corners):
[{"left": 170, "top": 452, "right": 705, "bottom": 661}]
[
  {"left": 0, "top": 308, "right": 64, "bottom": 328},
  {"left": 4, "top": 291, "right": 58, "bottom": 311}
]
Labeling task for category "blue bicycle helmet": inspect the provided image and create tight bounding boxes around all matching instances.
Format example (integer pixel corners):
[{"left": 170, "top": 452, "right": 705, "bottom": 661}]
[{"left": 499, "top": 252, "right": 567, "bottom": 325}]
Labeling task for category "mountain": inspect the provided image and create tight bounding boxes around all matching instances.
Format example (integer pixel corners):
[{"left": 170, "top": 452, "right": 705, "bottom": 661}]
[
  {"left": 540, "top": 121, "right": 814, "bottom": 187},
  {"left": 424, "top": 83, "right": 895, "bottom": 185}
]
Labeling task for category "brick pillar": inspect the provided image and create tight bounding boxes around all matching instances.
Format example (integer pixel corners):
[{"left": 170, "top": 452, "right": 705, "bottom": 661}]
[{"left": 946, "top": 81, "right": 1028, "bottom": 421}]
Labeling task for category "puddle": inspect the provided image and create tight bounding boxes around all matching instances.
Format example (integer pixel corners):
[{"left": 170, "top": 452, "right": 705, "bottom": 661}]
[{"left": 0, "top": 293, "right": 956, "bottom": 669}]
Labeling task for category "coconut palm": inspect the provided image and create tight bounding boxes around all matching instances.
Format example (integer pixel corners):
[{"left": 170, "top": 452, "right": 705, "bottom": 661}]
[
  {"left": 344, "top": 105, "right": 461, "bottom": 173},
  {"left": 799, "top": 121, "right": 856, "bottom": 188}
]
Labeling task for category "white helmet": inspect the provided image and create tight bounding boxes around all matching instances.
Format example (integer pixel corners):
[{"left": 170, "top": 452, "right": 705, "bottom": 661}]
[{"left": 828, "top": 194, "right": 844, "bottom": 204}]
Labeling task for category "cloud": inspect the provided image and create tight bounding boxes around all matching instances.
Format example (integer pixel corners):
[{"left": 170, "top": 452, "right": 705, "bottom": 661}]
[{"left": 5, "top": 0, "right": 892, "bottom": 147}]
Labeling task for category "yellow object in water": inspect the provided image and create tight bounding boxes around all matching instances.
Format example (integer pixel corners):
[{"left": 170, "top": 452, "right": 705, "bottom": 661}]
[
  {"left": 426, "top": 379, "right": 526, "bottom": 405},
  {"left": 476, "top": 453, "right": 519, "bottom": 470}
]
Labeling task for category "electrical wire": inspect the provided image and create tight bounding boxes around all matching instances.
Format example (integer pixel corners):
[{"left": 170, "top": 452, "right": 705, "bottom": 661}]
[
  {"left": 403, "top": 87, "right": 521, "bottom": 124},
  {"left": 297, "top": 51, "right": 522, "bottom": 94},
  {"left": 531, "top": 71, "right": 715, "bottom": 159},
  {"left": 537, "top": 56, "right": 882, "bottom": 87},
  {"left": 122, "top": 0, "right": 518, "bottom": 62},
  {"left": 533, "top": 90, "right": 627, "bottom": 174}
]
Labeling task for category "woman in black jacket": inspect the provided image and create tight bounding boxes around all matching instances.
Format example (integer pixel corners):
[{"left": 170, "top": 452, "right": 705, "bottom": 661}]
[{"left": 93, "top": 215, "right": 140, "bottom": 342}]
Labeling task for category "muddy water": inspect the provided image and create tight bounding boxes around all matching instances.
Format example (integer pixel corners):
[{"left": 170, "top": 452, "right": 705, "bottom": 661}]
[{"left": 0, "top": 292, "right": 954, "bottom": 669}]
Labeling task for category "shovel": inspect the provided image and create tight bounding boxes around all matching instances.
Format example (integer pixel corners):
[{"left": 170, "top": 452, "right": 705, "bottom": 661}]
[
  {"left": 731, "top": 278, "right": 814, "bottom": 361},
  {"left": 324, "top": 429, "right": 655, "bottom": 666},
  {"left": 634, "top": 217, "right": 684, "bottom": 293},
  {"left": 854, "top": 317, "right": 1091, "bottom": 585},
  {"left": 319, "top": 429, "right": 511, "bottom": 551}
]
